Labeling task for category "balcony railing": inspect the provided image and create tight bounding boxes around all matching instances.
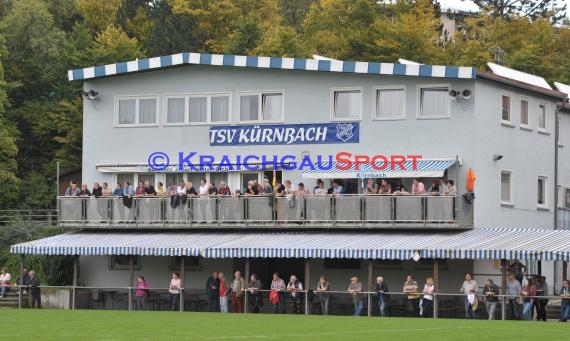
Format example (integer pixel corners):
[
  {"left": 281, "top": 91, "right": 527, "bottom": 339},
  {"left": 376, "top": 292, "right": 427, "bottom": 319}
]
[{"left": 57, "top": 194, "right": 473, "bottom": 229}]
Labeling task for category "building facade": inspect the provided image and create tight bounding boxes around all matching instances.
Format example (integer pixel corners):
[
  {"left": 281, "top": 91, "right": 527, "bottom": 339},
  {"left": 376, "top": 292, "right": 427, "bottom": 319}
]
[{"left": 12, "top": 53, "right": 570, "bottom": 311}]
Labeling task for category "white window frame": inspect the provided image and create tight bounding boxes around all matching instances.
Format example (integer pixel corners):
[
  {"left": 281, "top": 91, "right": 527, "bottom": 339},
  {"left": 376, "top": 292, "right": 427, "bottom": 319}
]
[
  {"left": 417, "top": 84, "right": 451, "bottom": 119},
  {"left": 330, "top": 87, "right": 363, "bottom": 121},
  {"left": 501, "top": 93, "right": 513, "bottom": 126},
  {"left": 519, "top": 96, "right": 531, "bottom": 130},
  {"left": 537, "top": 176, "right": 548, "bottom": 210},
  {"left": 164, "top": 92, "right": 232, "bottom": 126},
  {"left": 237, "top": 91, "right": 285, "bottom": 123},
  {"left": 500, "top": 170, "right": 514, "bottom": 206},
  {"left": 537, "top": 101, "right": 548, "bottom": 133},
  {"left": 373, "top": 85, "right": 406, "bottom": 120},
  {"left": 115, "top": 95, "right": 160, "bottom": 127}
]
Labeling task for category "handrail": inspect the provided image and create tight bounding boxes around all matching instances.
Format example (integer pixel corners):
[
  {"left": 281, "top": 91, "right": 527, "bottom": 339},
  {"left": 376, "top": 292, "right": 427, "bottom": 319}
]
[{"left": 57, "top": 194, "right": 473, "bottom": 228}]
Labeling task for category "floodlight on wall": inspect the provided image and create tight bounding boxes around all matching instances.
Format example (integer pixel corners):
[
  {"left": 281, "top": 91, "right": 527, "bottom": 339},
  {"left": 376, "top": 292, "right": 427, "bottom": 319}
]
[
  {"left": 449, "top": 89, "right": 472, "bottom": 101},
  {"left": 493, "top": 154, "right": 503, "bottom": 161},
  {"left": 83, "top": 90, "right": 99, "bottom": 100}
]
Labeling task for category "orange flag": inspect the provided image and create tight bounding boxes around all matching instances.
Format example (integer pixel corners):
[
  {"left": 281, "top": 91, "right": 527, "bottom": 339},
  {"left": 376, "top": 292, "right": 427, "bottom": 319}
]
[{"left": 466, "top": 168, "right": 476, "bottom": 193}]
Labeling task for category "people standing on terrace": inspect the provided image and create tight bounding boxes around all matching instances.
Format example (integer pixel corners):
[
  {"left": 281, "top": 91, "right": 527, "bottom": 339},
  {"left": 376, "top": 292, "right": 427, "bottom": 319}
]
[
  {"left": 295, "top": 183, "right": 309, "bottom": 196},
  {"left": 378, "top": 179, "right": 391, "bottom": 194},
  {"left": 156, "top": 182, "right": 166, "bottom": 196},
  {"left": 365, "top": 179, "right": 378, "bottom": 194},
  {"left": 403, "top": 275, "right": 420, "bottom": 317},
  {"left": 460, "top": 273, "right": 478, "bottom": 319},
  {"left": 231, "top": 271, "right": 245, "bottom": 313},
  {"left": 101, "top": 182, "right": 112, "bottom": 196},
  {"left": 411, "top": 178, "right": 426, "bottom": 195},
  {"left": 208, "top": 182, "right": 218, "bottom": 195},
  {"left": 444, "top": 180, "right": 457, "bottom": 196},
  {"left": 422, "top": 276, "right": 435, "bottom": 318},
  {"left": 559, "top": 280, "right": 570, "bottom": 322},
  {"left": 135, "top": 276, "right": 149, "bottom": 310},
  {"left": 135, "top": 182, "right": 145, "bottom": 196},
  {"left": 483, "top": 279, "right": 500, "bottom": 320},
  {"left": 287, "top": 275, "right": 304, "bottom": 314},
  {"left": 270, "top": 272, "right": 286, "bottom": 314},
  {"left": 0, "top": 267, "right": 11, "bottom": 298},
  {"left": 507, "top": 274, "right": 522, "bottom": 320},
  {"left": 112, "top": 183, "right": 123, "bottom": 197},
  {"left": 144, "top": 181, "right": 157, "bottom": 196},
  {"left": 348, "top": 276, "right": 364, "bottom": 317},
  {"left": 218, "top": 181, "right": 231, "bottom": 196},
  {"left": 246, "top": 180, "right": 259, "bottom": 195},
  {"left": 185, "top": 182, "right": 197, "bottom": 196},
  {"left": 315, "top": 275, "right": 330, "bottom": 315},
  {"left": 169, "top": 272, "right": 182, "bottom": 311},
  {"left": 247, "top": 274, "right": 262, "bottom": 313},
  {"left": 284, "top": 180, "right": 294, "bottom": 195},
  {"left": 522, "top": 279, "right": 537, "bottom": 320},
  {"left": 314, "top": 180, "right": 327, "bottom": 195},
  {"left": 65, "top": 180, "right": 81, "bottom": 196},
  {"left": 79, "top": 184, "right": 91, "bottom": 197},
  {"left": 219, "top": 272, "right": 230, "bottom": 313},
  {"left": 376, "top": 276, "right": 389, "bottom": 317}
]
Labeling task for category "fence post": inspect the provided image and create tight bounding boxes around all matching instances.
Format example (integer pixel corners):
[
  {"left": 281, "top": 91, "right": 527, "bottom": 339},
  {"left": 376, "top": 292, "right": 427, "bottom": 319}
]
[
  {"left": 244, "top": 290, "right": 248, "bottom": 314},
  {"left": 367, "top": 292, "right": 371, "bottom": 317},
  {"left": 433, "top": 293, "right": 438, "bottom": 319},
  {"left": 128, "top": 287, "right": 132, "bottom": 312},
  {"left": 501, "top": 295, "right": 506, "bottom": 321},
  {"left": 305, "top": 291, "right": 309, "bottom": 316}
]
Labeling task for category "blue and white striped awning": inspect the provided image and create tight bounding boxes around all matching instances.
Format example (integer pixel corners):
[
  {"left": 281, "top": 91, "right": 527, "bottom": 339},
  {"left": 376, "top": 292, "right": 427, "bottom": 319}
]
[
  {"left": 10, "top": 228, "right": 570, "bottom": 261},
  {"left": 67, "top": 52, "right": 476, "bottom": 81},
  {"left": 302, "top": 158, "right": 457, "bottom": 179}
]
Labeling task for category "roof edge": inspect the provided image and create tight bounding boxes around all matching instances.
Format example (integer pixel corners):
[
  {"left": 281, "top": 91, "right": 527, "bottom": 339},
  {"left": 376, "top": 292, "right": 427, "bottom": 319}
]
[{"left": 477, "top": 70, "right": 566, "bottom": 99}]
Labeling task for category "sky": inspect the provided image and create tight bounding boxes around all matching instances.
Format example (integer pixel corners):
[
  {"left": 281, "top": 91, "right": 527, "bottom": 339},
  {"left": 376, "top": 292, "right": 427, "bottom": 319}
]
[{"left": 438, "top": 0, "right": 570, "bottom": 17}]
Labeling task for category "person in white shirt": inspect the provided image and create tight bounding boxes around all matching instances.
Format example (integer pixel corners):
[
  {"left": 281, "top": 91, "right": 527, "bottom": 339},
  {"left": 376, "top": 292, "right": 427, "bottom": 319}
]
[
  {"left": 422, "top": 276, "right": 435, "bottom": 318},
  {"left": 198, "top": 179, "right": 209, "bottom": 196},
  {"left": 0, "top": 267, "right": 12, "bottom": 297}
]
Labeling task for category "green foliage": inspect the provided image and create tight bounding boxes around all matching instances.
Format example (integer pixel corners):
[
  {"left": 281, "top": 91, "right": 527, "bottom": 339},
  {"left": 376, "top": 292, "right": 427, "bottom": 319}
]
[
  {"left": 0, "top": 0, "right": 568, "bottom": 213},
  {"left": 0, "top": 223, "right": 69, "bottom": 285}
]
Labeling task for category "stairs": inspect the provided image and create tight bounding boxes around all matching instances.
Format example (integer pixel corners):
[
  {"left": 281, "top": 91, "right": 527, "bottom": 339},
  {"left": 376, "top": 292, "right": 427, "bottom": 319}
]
[{"left": 0, "top": 290, "right": 20, "bottom": 308}]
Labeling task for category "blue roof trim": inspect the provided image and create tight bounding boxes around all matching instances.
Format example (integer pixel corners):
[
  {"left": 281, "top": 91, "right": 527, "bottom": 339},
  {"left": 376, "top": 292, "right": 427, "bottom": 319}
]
[
  {"left": 269, "top": 57, "right": 282, "bottom": 69},
  {"left": 68, "top": 52, "right": 477, "bottom": 81},
  {"left": 223, "top": 55, "right": 235, "bottom": 66}
]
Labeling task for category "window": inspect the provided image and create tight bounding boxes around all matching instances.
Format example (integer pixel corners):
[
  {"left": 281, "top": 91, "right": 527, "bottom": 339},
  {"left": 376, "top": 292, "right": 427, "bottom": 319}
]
[
  {"left": 500, "top": 170, "right": 513, "bottom": 205},
  {"left": 537, "top": 176, "right": 547, "bottom": 208},
  {"left": 108, "top": 255, "right": 141, "bottom": 270},
  {"left": 169, "top": 256, "right": 203, "bottom": 271},
  {"left": 419, "top": 86, "right": 449, "bottom": 118},
  {"left": 520, "top": 97, "right": 529, "bottom": 127},
  {"left": 502, "top": 95, "right": 511, "bottom": 122},
  {"left": 166, "top": 173, "right": 184, "bottom": 187},
  {"left": 166, "top": 94, "right": 230, "bottom": 125},
  {"left": 116, "top": 96, "right": 158, "bottom": 126},
  {"left": 375, "top": 87, "right": 405, "bottom": 119},
  {"left": 538, "top": 102, "right": 547, "bottom": 131},
  {"left": 116, "top": 173, "right": 134, "bottom": 187},
  {"left": 239, "top": 92, "right": 283, "bottom": 122},
  {"left": 137, "top": 173, "right": 155, "bottom": 187},
  {"left": 210, "top": 172, "right": 229, "bottom": 188},
  {"left": 565, "top": 188, "right": 570, "bottom": 209},
  {"left": 332, "top": 89, "right": 362, "bottom": 120}
]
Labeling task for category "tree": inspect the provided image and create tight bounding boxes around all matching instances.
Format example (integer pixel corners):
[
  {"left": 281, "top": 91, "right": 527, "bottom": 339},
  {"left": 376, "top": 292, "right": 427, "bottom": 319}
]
[
  {"left": 86, "top": 25, "right": 145, "bottom": 65},
  {"left": 145, "top": 0, "right": 204, "bottom": 55},
  {"left": 303, "top": 0, "right": 384, "bottom": 60},
  {"left": 278, "top": 0, "right": 315, "bottom": 32},
  {"left": 473, "top": 0, "right": 567, "bottom": 23},
  {"left": 228, "top": 18, "right": 262, "bottom": 55},
  {"left": 375, "top": 0, "right": 444, "bottom": 64},
  {"left": 76, "top": 0, "right": 123, "bottom": 33}
]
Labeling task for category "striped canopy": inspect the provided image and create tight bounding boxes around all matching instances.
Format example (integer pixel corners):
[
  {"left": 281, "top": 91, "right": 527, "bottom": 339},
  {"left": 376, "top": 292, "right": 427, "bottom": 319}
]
[
  {"left": 10, "top": 228, "right": 570, "bottom": 261},
  {"left": 302, "top": 159, "right": 457, "bottom": 179},
  {"left": 68, "top": 52, "right": 476, "bottom": 81}
]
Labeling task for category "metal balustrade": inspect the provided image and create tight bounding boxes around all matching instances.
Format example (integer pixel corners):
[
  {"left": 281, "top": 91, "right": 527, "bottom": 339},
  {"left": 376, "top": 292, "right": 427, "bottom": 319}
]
[{"left": 57, "top": 195, "right": 473, "bottom": 229}]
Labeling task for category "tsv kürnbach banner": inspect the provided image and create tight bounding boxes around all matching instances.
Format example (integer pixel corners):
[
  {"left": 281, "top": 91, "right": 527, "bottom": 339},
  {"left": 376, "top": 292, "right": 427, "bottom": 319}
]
[{"left": 209, "top": 122, "right": 359, "bottom": 146}]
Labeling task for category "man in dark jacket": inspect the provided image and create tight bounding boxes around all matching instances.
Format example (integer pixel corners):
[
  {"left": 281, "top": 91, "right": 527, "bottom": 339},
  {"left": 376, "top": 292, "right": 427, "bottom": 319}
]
[
  {"left": 28, "top": 270, "right": 41, "bottom": 308},
  {"left": 206, "top": 272, "right": 220, "bottom": 312}
]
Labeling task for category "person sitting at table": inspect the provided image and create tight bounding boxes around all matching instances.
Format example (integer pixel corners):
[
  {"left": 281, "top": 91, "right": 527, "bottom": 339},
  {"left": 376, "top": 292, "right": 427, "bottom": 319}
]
[{"left": 169, "top": 272, "right": 181, "bottom": 311}]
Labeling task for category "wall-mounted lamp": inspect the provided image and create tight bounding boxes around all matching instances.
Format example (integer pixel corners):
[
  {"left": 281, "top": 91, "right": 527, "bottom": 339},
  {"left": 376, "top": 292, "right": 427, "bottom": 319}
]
[
  {"left": 493, "top": 154, "right": 503, "bottom": 161},
  {"left": 83, "top": 90, "right": 99, "bottom": 100}
]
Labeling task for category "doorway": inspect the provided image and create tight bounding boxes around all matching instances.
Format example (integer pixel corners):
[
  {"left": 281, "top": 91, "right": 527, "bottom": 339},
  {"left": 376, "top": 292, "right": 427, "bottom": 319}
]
[{"left": 234, "top": 258, "right": 306, "bottom": 289}]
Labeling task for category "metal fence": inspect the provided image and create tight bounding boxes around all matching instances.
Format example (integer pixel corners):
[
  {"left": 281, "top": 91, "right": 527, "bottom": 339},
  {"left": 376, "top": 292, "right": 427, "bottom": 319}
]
[
  {"left": 0, "top": 209, "right": 58, "bottom": 225},
  {"left": 58, "top": 195, "right": 474, "bottom": 228},
  {"left": 6, "top": 285, "right": 565, "bottom": 321}
]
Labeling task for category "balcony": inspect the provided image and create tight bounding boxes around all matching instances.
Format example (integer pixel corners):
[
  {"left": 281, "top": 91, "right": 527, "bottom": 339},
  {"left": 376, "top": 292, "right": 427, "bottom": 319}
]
[{"left": 58, "top": 194, "right": 473, "bottom": 230}]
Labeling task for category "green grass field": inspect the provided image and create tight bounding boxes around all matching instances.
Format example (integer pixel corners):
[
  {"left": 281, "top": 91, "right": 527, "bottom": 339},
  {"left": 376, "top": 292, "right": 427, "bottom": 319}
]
[{"left": 0, "top": 310, "right": 568, "bottom": 341}]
